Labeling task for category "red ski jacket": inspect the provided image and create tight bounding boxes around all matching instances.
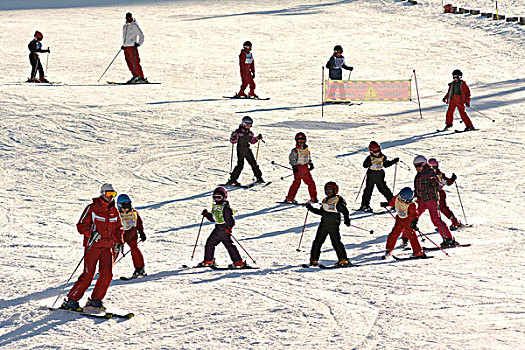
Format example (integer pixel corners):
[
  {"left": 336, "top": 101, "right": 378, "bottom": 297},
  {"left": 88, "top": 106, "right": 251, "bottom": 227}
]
[
  {"left": 239, "top": 49, "right": 255, "bottom": 74},
  {"left": 443, "top": 80, "right": 471, "bottom": 106},
  {"left": 77, "top": 197, "right": 124, "bottom": 248}
]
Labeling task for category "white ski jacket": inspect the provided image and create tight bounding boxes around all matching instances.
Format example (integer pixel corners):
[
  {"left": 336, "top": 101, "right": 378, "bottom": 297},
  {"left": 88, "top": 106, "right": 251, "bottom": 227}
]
[{"left": 122, "top": 20, "right": 144, "bottom": 47}]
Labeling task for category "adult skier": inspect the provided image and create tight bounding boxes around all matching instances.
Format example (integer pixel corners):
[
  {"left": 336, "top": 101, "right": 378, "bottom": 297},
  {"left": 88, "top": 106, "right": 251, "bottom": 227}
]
[
  {"left": 121, "top": 12, "right": 147, "bottom": 83},
  {"left": 235, "top": 41, "right": 257, "bottom": 98},
  {"left": 225, "top": 116, "right": 264, "bottom": 186},
  {"left": 117, "top": 194, "right": 147, "bottom": 278},
  {"left": 442, "top": 69, "right": 475, "bottom": 131},
  {"left": 27, "top": 31, "right": 50, "bottom": 83},
  {"left": 199, "top": 187, "right": 246, "bottom": 268},
  {"left": 325, "top": 45, "right": 353, "bottom": 80},
  {"left": 306, "top": 182, "right": 352, "bottom": 266},
  {"left": 285, "top": 132, "right": 317, "bottom": 204},
  {"left": 358, "top": 141, "right": 399, "bottom": 212},
  {"left": 61, "top": 183, "right": 124, "bottom": 311}
]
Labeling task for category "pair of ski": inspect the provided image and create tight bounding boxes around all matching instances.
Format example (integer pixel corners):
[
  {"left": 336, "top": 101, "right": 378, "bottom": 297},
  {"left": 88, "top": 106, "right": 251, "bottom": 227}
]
[
  {"left": 107, "top": 81, "right": 160, "bottom": 85},
  {"left": 120, "top": 274, "right": 147, "bottom": 281},
  {"left": 49, "top": 305, "right": 134, "bottom": 319},
  {"left": 436, "top": 127, "right": 479, "bottom": 133},
  {"left": 223, "top": 95, "right": 270, "bottom": 100},
  {"left": 393, "top": 243, "right": 471, "bottom": 260},
  {"left": 182, "top": 264, "right": 259, "bottom": 270},
  {"left": 220, "top": 181, "right": 272, "bottom": 189},
  {"left": 301, "top": 262, "right": 358, "bottom": 269}
]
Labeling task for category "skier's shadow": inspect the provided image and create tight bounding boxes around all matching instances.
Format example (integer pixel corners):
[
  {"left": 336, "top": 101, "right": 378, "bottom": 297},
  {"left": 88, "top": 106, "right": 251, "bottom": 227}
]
[
  {"left": 191, "top": 265, "right": 296, "bottom": 285},
  {"left": 147, "top": 98, "right": 224, "bottom": 105}
]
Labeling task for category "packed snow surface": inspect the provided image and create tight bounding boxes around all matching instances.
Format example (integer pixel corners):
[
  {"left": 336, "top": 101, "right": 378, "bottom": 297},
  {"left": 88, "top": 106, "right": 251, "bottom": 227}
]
[{"left": 0, "top": 0, "right": 524, "bottom": 349}]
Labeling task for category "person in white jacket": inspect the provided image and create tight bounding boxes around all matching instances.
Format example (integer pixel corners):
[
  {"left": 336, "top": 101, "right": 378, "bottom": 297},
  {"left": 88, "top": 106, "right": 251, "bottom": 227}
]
[{"left": 121, "top": 12, "right": 146, "bottom": 83}]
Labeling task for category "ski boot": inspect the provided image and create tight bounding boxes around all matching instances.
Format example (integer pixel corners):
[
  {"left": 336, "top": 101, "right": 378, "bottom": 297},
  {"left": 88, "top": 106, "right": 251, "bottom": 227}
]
[
  {"left": 132, "top": 267, "right": 147, "bottom": 278},
  {"left": 450, "top": 217, "right": 463, "bottom": 231},
  {"left": 235, "top": 92, "right": 247, "bottom": 98},
  {"left": 441, "top": 237, "right": 460, "bottom": 247},
  {"left": 38, "top": 78, "right": 49, "bottom": 83},
  {"left": 86, "top": 298, "right": 105, "bottom": 310},
  {"left": 255, "top": 177, "right": 265, "bottom": 184},
  {"left": 309, "top": 198, "right": 318, "bottom": 204},
  {"left": 284, "top": 198, "right": 298, "bottom": 204},
  {"left": 229, "top": 260, "right": 247, "bottom": 269},
  {"left": 309, "top": 259, "right": 319, "bottom": 267},
  {"left": 381, "top": 250, "right": 392, "bottom": 260},
  {"left": 336, "top": 259, "right": 352, "bottom": 266},
  {"left": 196, "top": 260, "right": 215, "bottom": 267},
  {"left": 444, "top": 124, "right": 453, "bottom": 130},
  {"left": 225, "top": 179, "right": 240, "bottom": 186},
  {"left": 61, "top": 298, "right": 82, "bottom": 311},
  {"left": 464, "top": 126, "right": 476, "bottom": 132},
  {"left": 357, "top": 205, "right": 373, "bottom": 212},
  {"left": 412, "top": 252, "right": 429, "bottom": 259},
  {"left": 249, "top": 93, "right": 259, "bottom": 99}
]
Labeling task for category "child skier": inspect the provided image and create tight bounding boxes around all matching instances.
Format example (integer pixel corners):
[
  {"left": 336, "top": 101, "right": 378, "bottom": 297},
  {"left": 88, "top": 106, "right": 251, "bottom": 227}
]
[
  {"left": 117, "top": 194, "right": 147, "bottom": 278},
  {"left": 61, "top": 183, "right": 124, "bottom": 311},
  {"left": 358, "top": 141, "right": 399, "bottom": 212},
  {"left": 325, "top": 45, "right": 353, "bottom": 80},
  {"left": 27, "top": 31, "right": 50, "bottom": 83},
  {"left": 235, "top": 41, "right": 257, "bottom": 98},
  {"left": 225, "top": 116, "right": 264, "bottom": 186},
  {"left": 380, "top": 187, "right": 426, "bottom": 259},
  {"left": 285, "top": 132, "right": 317, "bottom": 204},
  {"left": 199, "top": 187, "right": 246, "bottom": 268},
  {"left": 413, "top": 155, "right": 459, "bottom": 247},
  {"left": 305, "top": 182, "right": 352, "bottom": 266},
  {"left": 427, "top": 158, "right": 463, "bottom": 230},
  {"left": 442, "top": 69, "right": 475, "bottom": 132}
]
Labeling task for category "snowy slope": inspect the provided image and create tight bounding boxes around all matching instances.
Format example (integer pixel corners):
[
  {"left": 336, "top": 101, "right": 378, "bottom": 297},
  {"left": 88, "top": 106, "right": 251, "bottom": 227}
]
[{"left": 0, "top": 0, "right": 524, "bottom": 349}]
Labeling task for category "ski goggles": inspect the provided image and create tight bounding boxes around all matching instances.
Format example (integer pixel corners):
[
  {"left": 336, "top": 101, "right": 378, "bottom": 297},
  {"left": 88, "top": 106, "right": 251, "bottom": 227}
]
[
  {"left": 453, "top": 75, "right": 461, "bottom": 79},
  {"left": 119, "top": 202, "right": 132, "bottom": 209},
  {"left": 414, "top": 163, "right": 426, "bottom": 168},
  {"left": 212, "top": 194, "right": 224, "bottom": 201},
  {"left": 104, "top": 191, "right": 117, "bottom": 198}
]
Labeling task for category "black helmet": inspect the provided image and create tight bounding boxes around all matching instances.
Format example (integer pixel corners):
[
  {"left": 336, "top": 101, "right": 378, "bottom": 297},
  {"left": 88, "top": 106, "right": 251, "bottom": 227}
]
[
  {"left": 34, "top": 31, "right": 43, "bottom": 41},
  {"left": 241, "top": 116, "right": 253, "bottom": 127},
  {"left": 324, "top": 181, "right": 339, "bottom": 196},
  {"left": 213, "top": 187, "right": 228, "bottom": 203},
  {"left": 333, "top": 45, "right": 343, "bottom": 53},
  {"left": 452, "top": 69, "right": 463, "bottom": 78},
  {"left": 295, "top": 132, "right": 307, "bottom": 143},
  {"left": 243, "top": 41, "right": 252, "bottom": 47}
]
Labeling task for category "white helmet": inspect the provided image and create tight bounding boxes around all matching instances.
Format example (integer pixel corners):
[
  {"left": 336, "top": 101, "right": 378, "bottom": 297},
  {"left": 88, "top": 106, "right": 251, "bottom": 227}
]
[
  {"left": 100, "top": 183, "right": 115, "bottom": 195},
  {"left": 413, "top": 155, "right": 427, "bottom": 166}
]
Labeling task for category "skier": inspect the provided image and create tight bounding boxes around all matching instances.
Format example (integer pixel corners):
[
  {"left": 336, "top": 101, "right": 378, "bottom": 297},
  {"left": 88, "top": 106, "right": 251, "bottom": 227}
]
[
  {"left": 413, "top": 155, "right": 459, "bottom": 247},
  {"left": 199, "top": 187, "right": 246, "bottom": 268},
  {"left": 442, "top": 69, "right": 475, "bottom": 132},
  {"left": 427, "top": 158, "right": 463, "bottom": 230},
  {"left": 305, "top": 182, "right": 352, "bottom": 266},
  {"left": 235, "top": 41, "right": 257, "bottom": 98},
  {"left": 225, "top": 116, "right": 264, "bottom": 186},
  {"left": 61, "top": 183, "right": 124, "bottom": 311},
  {"left": 325, "top": 45, "right": 353, "bottom": 80},
  {"left": 117, "top": 194, "right": 147, "bottom": 278},
  {"left": 285, "top": 132, "right": 317, "bottom": 204},
  {"left": 380, "top": 187, "right": 426, "bottom": 259},
  {"left": 358, "top": 141, "right": 399, "bottom": 212},
  {"left": 27, "top": 31, "right": 50, "bottom": 83},
  {"left": 121, "top": 12, "right": 147, "bottom": 83}
]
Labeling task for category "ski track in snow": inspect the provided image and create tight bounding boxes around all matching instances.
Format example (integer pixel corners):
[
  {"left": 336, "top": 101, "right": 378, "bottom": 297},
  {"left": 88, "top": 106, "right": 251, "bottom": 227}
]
[{"left": 1, "top": 0, "right": 524, "bottom": 349}]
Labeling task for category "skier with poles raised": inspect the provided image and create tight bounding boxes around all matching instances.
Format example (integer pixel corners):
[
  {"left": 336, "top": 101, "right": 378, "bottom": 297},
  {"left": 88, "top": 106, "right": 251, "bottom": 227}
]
[
  {"left": 284, "top": 132, "right": 317, "bottom": 204},
  {"left": 116, "top": 194, "right": 147, "bottom": 279},
  {"left": 427, "top": 158, "right": 463, "bottom": 230},
  {"left": 198, "top": 187, "right": 248, "bottom": 268},
  {"left": 61, "top": 183, "right": 124, "bottom": 311},
  {"left": 27, "top": 31, "right": 50, "bottom": 83},
  {"left": 325, "top": 45, "right": 353, "bottom": 80},
  {"left": 358, "top": 141, "right": 399, "bottom": 212},
  {"left": 305, "top": 182, "right": 352, "bottom": 267},
  {"left": 122, "top": 12, "right": 147, "bottom": 83},
  {"left": 235, "top": 41, "right": 258, "bottom": 98},
  {"left": 225, "top": 116, "right": 264, "bottom": 186},
  {"left": 441, "top": 69, "right": 475, "bottom": 132}
]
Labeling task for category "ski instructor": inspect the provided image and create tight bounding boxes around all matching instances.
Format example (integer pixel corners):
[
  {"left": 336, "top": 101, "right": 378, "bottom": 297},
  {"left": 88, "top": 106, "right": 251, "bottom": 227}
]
[{"left": 121, "top": 12, "right": 147, "bottom": 83}]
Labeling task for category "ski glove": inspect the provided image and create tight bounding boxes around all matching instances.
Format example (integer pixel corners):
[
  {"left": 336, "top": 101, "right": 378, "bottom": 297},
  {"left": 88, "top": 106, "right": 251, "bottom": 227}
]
[
  {"left": 344, "top": 217, "right": 351, "bottom": 227},
  {"left": 349, "top": 67, "right": 354, "bottom": 71},
  {"left": 134, "top": 42, "right": 140, "bottom": 47},
  {"left": 202, "top": 209, "right": 209, "bottom": 216},
  {"left": 380, "top": 202, "right": 389, "bottom": 208},
  {"left": 252, "top": 72, "right": 255, "bottom": 78},
  {"left": 114, "top": 243, "right": 124, "bottom": 256},
  {"left": 308, "top": 163, "right": 314, "bottom": 171},
  {"left": 139, "top": 231, "right": 146, "bottom": 242},
  {"left": 466, "top": 102, "right": 470, "bottom": 107},
  {"left": 305, "top": 203, "right": 313, "bottom": 211},
  {"left": 292, "top": 166, "right": 299, "bottom": 174},
  {"left": 393, "top": 157, "right": 400, "bottom": 163},
  {"left": 225, "top": 226, "right": 232, "bottom": 234},
  {"left": 121, "top": 46, "right": 125, "bottom": 50},
  {"left": 88, "top": 231, "right": 101, "bottom": 246},
  {"left": 442, "top": 97, "right": 447, "bottom": 103},
  {"left": 257, "top": 134, "right": 263, "bottom": 140},
  {"left": 410, "top": 219, "right": 419, "bottom": 231},
  {"left": 46, "top": 48, "right": 50, "bottom": 53},
  {"left": 450, "top": 173, "right": 457, "bottom": 182}
]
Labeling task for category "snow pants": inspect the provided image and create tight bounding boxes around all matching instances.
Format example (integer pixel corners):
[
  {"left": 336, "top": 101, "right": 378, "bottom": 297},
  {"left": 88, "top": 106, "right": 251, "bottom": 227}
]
[
  {"left": 286, "top": 164, "right": 317, "bottom": 202},
  {"left": 417, "top": 199, "right": 453, "bottom": 239},
  {"left": 361, "top": 170, "right": 393, "bottom": 208},
  {"left": 68, "top": 246, "right": 114, "bottom": 301},
  {"left": 29, "top": 53, "right": 44, "bottom": 79},
  {"left": 126, "top": 240, "right": 145, "bottom": 269},
  {"left": 438, "top": 190, "right": 455, "bottom": 220},
  {"left": 386, "top": 219, "right": 423, "bottom": 256},
  {"left": 124, "top": 46, "right": 144, "bottom": 78},
  {"left": 310, "top": 224, "right": 347, "bottom": 261},
  {"left": 446, "top": 95, "right": 473, "bottom": 127},
  {"left": 204, "top": 227, "right": 242, "bottom": 263},
  {"left": 230, "top": 147, "right": 262, "bottom": 182},
  {"left": 239, "top": 71, "right": 256, "bottom": 96}
]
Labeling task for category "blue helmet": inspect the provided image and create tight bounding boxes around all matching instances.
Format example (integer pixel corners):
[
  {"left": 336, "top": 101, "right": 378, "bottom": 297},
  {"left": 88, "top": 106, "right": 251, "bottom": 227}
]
[
  {"left": 117, "top": 194, "right": 131, "bottom": 204},
  {"left": 399, "top": 187, "right": 414, "bottom": 202}
]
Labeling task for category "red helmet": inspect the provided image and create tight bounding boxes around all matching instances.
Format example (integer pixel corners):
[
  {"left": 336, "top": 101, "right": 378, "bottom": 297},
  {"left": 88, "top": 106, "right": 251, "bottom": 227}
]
[
  {"left": 368, "top": 141, "right": 381, "bottom": 152},
  {"left": 324, "top": 181, "right": 339, "bottom": 195},
  {"left": 427, "top": 158, "right": 439, "bottom": 167},
  {"left": 295, "top": 132, "right": 307, "bottom": 143},
  {"left": 34, "top": 31, "right": 43, "bottom": 41},
  {"left": 213, "top": 187, "right": 228, "bottom": 198}
]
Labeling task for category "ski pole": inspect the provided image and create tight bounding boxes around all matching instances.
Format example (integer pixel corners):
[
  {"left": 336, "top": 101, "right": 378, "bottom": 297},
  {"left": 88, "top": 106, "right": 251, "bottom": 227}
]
[
  {"left": 348, "top": 69, "right": 352, "bottom": 80},
  {"left": 470, "top": 106, "right": 495, "bottom": 123},
  {"left": 296, "top": 210, "right": 309, "bottom": 251},
  {"left": 191, "top": 216, "right": 205, "bottom": 260},
  {"left": 113, "top": 240, "right": 143, "bottom": 267},
  {"left": 455, "top": 182, "right": 468, "bottom": 225},
  {"left": 355, "top": 171, "right": 367, "bottom": 202},
  {"left": 416, "top": 228, "right": 450, "bottom": 257},
  {"left": 51, "top": 239, "right": 96, "bottom": 308},
  {"left": 350, "top": 223, "right": 373, "bottom": 234},
  {"left": 280, "top": 173, "right": 294, "bottom": 181},
  {"left": 255, "top": 140, "right": 261, "bottom": 162},
  {"left": 321, "top": 66, "right": 325, "bottom": 118},
  {"left": 98, "top": 48, "right": 122, "bottom": 82},
  {"left": 271, "top": 160, "right": 293, "bottom": 171},
  {"left": 45, "top": 48, "right": 49, "bottom": 78},
  {"left": 230, "top": 233, "right": 256, "bottom": 263},
  {"left": 229, "top": 143, "right": 235, "bottom": 175},
  {"left": 413, "top": 69, "right": 423, "bottom": 119},
  {"left": 392, "top": 163, "right": 398, "bottom": 193}
]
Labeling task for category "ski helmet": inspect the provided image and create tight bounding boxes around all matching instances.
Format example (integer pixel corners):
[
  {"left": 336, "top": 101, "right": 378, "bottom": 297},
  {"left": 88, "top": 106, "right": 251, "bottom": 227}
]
[
  {"left": 452, "top": 69, "right": 463, "bottom": 78},
  {"left": 333, "top": 45, "right": 343, "bottom": 53},
  {"left": 295, "top": 132, "right": 307, "bottom": 143},
  {"left": 427, "top": 158, "right": 439, "bottom": 167},
  {"left": 243, "top": 41, "right": 252, "bottom": 48},
  {"left": 117, "top": 194, "right": 131, "bottom": 204},
  {"left": 413, "top": 155, "right": 427, "bottom": 166},
  {"left": 213, "top": 187, "right": 228, "bottom": 202},
  {"left": 368, "top": 141, "right": 381, "bottom": 152},
  {"left": 324, "top": 181, "right": 339, "bottom": 195},
  {"left": 241, "top": 116, "right": 253, "bottom": 127},
  {"left": 34, "top": 31, "right": 43, "bottom": 41},
  {"left": 100, "top": 183, "right": 116, "bottom": 197},
  {"left": 398, "top": 187, "right": 414, "bottom": 203}
]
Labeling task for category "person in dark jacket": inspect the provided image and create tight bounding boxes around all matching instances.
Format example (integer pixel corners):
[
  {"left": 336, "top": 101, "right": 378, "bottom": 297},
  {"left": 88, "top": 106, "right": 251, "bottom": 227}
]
[
  {"left": 306, "top": 182, "right": 352, "bottom": 266},
  {"left": 27, "top": 31, "right": 50, "bottom": 83},
  {"left": 235, "top": 41, "right": 257, "bottom": 98},
  {"left": 199, "top": 187, "right": 245, "bottom": 268},
  {"left": 225, "top": 116, "right": 264, "bottom": 186},
  {"left": 442, "top": 69, "right": 475, "bottom": 132},
  {"left": 325, "top": 45, "right": 353, "bottom": 80},
  {"left": 358, "top": 141, "right": 399, "bottom": 212}
]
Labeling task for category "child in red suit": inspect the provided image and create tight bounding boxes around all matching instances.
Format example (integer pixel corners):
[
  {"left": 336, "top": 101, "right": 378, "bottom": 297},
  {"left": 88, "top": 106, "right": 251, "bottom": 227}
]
[
  {"left": 117, "top": 194, "right": 147, "bottom": 278},
  {"left": 285, "top": 132, "right": 317, "bottom": 203},
  {"left": 428, "top": 158, "right": 463, "bottom": 230},
  {"left": 235, "top": 41, "right": 257, "bottom": 98},
  {"left": 381, "top": 187, "right": 426, "bottom": 259},
  {"left": 442, "top": 69, "right": 475, "bottom": 132}
]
